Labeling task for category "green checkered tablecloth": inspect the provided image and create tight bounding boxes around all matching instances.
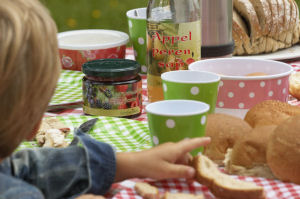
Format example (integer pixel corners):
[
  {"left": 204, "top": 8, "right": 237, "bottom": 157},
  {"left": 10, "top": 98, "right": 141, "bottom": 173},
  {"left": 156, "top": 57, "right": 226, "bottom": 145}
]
[
  {"left": 19, "top": 115, "right": 152, "bottom": 152},
  {"left": 49, "top": 70, "right": 84, "bottom": 106}
]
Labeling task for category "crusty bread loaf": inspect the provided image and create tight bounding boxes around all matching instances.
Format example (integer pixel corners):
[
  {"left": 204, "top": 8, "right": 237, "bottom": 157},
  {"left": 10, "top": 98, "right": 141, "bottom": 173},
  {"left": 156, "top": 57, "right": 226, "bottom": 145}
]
[
  {"left": 267, "top": 115, "right": 300, "bottom": 184},
  {"left": 232, "top": 0, "right": 300, "bottom": 55},
  {"left": 244, "top": 100, "right": 300, "bottom": 127},
  {"left": 203, "top": 113, "right": 252, "bottom": 165},
  {"left": 193, "top": 155, "right": 266, "bottom": 199},
  {"left": 224, "top": 125, "right": 277, "bottom": 179}
]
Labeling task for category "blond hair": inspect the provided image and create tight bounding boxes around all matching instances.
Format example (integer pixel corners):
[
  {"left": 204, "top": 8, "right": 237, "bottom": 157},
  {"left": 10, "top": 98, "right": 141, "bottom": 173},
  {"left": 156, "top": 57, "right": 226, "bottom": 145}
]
[{"left": 0, "top": 0, "right": 61, "bottom": 158}]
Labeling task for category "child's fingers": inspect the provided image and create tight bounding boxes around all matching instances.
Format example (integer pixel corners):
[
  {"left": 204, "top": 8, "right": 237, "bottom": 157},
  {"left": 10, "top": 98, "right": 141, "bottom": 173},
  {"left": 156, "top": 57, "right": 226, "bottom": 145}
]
[
  {"left": 175, "top": 153, "right": 193, "bottom": 165},
  {"left": 178, "top": 137, "right": 211, "bottom": 154},
  {"left": 163, "top": 164, "right": 196, "bottom": 179}
]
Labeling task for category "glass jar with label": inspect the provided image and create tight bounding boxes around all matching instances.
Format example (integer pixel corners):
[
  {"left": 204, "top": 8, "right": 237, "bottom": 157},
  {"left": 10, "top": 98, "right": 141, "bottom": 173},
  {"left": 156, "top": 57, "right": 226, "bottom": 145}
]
[
  {"left": 82, "top": 59, "right": 142, "bottom": 118},
  {"left": 147, "top": 0, "right": 202, "bottom": 102}
]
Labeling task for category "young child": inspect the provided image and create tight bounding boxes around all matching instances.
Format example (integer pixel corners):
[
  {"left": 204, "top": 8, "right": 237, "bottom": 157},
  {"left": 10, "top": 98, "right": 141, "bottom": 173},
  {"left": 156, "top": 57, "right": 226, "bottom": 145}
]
[{"left": 0, "top": 0, "right": 211, "bottom": 199}]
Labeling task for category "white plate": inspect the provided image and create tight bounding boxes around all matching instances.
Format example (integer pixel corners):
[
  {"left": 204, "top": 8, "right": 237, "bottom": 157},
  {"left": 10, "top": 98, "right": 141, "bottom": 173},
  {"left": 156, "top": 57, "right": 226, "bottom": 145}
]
[{"left": 234, "top": 44, "right": 300, "bottom": 61}]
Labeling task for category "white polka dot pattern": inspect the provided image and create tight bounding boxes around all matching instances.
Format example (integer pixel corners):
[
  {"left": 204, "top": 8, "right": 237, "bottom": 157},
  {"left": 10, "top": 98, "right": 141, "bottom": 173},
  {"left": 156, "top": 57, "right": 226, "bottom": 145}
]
[
  {"left": 141, "top": 65, "right": 147, "bottom": 73},
  {"left": 138, "top": 37, "right": 144, "bottom": 45},
  {"left": 163, "top": 83, "right": 167, "bottom": 92},
  {"left": 216, "top": 77, "right": 289, "bottom": 109},
  {"left": 153, "top": 136, "right": 159, "bottom": 145},
  {"left": 166, "top": 119, "right": 175, "bottom": 128},
  {"left": 201, "top": 115, "right": 206, "bottom": 125},
  {"left": 191, "top": 87, "right": 199, "bottom": 95}
]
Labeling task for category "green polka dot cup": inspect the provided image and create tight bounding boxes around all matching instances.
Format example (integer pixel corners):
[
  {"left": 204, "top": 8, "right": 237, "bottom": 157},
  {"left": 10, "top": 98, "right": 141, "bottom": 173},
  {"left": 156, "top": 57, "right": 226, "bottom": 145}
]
[
  {"left": 126, "top": 8, "right": 147, "bottom": 74},
  {"left": 146, "top": 100, "right": 210, "bottom": 156},
  {"left": 161, "top": 71, "right": 220, "bottom": 113}
]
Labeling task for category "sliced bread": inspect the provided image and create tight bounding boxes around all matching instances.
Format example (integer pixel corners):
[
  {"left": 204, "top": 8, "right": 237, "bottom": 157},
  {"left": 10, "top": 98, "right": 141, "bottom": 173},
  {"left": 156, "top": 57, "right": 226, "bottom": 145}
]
[
  {"left": 249, "top": 0, "right": 272, "bottom": 35},
  {"left": 163, "top": 193, "right": 204, "bottom": 199},
  {"left": 232, "top": 9, "right": 253, "bottom": 54},
  {"left": 193, "top": 155, "right": 266, "bottom": 199},
  {"left": 134, "top": 182, "right": 160, "bottom": 199},
  {"left": 234, "top": 0, "right": 263, "bottom": 41}
]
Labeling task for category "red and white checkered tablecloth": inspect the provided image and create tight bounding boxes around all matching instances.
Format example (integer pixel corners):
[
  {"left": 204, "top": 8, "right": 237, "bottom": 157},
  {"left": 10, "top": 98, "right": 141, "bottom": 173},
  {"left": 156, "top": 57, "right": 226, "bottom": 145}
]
[{"left": 46, "top": 48, "right": 300, "bottom": 199}]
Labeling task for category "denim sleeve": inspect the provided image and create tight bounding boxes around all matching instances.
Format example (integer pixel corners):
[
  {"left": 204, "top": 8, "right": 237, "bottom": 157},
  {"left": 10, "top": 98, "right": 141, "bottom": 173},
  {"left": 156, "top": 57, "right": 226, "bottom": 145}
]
[{"left": 0, "top": 130, "right": 116, "bottom": 199}]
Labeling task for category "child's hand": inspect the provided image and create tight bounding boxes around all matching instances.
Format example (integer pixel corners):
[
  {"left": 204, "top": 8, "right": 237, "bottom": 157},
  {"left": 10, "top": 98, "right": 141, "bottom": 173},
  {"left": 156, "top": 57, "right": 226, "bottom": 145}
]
[
  {"left": 75, "top": 194, "right": 105, "bottom": 199},
  {"left": 115, "top": 137, "right": 211, "bottom": 182}
]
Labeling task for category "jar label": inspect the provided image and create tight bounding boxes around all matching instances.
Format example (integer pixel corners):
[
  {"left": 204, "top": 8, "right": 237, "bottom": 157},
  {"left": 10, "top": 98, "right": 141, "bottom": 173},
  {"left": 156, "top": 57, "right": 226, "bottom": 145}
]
[{"left": 83, "top": 79, "right": 142, "bottom": 117}]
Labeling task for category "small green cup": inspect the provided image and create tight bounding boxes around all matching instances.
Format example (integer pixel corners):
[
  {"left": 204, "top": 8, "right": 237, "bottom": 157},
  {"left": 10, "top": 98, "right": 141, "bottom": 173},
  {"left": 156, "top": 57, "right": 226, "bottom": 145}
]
[
  {"left": 126, "top": 8, "right": 147, "bottom": 74},
  {"left": 161, "top": 70, "right": 220, "bottom": 113},
  {"left": 146, "top": 100, "right": 210, "bottom": 156}
]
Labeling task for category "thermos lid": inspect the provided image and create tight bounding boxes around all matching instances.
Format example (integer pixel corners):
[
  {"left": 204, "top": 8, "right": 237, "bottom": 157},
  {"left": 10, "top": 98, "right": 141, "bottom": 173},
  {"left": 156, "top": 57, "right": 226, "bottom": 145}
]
[{"left": 201, "top": 41, "right": 235, "bottom": 58}]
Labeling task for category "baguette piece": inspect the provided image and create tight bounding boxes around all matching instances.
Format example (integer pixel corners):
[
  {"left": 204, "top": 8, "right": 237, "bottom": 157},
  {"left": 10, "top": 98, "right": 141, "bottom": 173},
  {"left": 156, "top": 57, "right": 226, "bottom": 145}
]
[
  {"left": 135, "top": 182, "right": 160, "bottom": 199},
  {"left": 163, "top": 193, "right": 203, "bottom": 199},
  {"left": 193, "top": 155, "right": 266, "bottom": 199}
]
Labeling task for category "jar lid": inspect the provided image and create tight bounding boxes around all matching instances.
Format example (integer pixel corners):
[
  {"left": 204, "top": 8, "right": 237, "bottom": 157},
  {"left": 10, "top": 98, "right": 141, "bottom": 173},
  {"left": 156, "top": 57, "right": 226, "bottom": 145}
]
[{"left": 82, "top": 59, "right": 141, "bottom": 78}]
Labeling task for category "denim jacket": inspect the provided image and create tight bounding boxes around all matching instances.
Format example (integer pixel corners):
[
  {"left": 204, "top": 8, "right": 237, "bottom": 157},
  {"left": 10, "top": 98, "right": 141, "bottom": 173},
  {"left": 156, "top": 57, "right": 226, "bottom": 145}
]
[{"left": 0, "top": 130, "right": 116, "bottom": 199}]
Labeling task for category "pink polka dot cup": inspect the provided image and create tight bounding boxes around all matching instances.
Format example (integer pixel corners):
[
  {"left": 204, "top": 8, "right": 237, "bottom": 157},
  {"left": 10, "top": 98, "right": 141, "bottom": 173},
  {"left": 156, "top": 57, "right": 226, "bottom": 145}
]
[
  {"left": 58, "top": 29, "right": 129, "bottom": 71},
  {"left": 189, "top": 58, "right": 293, "bottom": 118}
]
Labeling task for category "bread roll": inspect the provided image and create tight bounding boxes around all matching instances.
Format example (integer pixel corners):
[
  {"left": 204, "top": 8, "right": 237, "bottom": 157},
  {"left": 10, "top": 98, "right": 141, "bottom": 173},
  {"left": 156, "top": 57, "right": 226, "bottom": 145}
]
[
  {"left": 204, "top": 113, "right": 252, "bottom": 165},
  {"left": 267, "top": 115, "right": 300, "bottom": 184},
  {"left": 193, "top": 155, "right": 266, "bottom": 199},
  {"left": 244, "top": 100, "right": 300, "bottom": 127},
  {"left": 289, "top": 71, "right": 300, "bottom": 100},
  {"left": 224, "top": 125, "right": 277, "bottom": 179}
]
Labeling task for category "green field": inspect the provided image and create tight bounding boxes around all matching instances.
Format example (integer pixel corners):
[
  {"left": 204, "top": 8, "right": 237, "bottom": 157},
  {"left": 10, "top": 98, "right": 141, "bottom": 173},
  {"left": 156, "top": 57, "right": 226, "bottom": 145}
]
[
  {"left": 42, "top": 0, "right": 300, "bottom": 35},
  {"left": 41, "top": 0, "right": 148, "bottom": 34}
]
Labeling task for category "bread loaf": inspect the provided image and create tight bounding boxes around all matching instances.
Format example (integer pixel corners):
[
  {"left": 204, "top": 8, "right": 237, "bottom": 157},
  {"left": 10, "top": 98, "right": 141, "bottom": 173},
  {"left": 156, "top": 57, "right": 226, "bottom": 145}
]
[{"left": 233, "top": 0, "right": 300, "bottom": 55}]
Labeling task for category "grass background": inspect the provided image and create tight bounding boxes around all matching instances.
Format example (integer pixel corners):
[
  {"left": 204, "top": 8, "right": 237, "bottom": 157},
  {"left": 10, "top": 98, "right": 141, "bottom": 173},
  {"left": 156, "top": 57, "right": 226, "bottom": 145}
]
[
  {"left": 42, "top": 0, "right": 300, "bottom": 35},
  {"left": 41, "top": 0, "right": 148, "bottom": 34}
]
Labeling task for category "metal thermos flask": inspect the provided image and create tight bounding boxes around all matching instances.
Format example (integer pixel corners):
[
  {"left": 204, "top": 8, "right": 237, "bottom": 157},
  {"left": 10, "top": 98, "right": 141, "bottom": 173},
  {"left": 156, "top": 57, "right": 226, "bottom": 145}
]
[{"left": 201, "top": 0, "right": 234, "bottom": 58}]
